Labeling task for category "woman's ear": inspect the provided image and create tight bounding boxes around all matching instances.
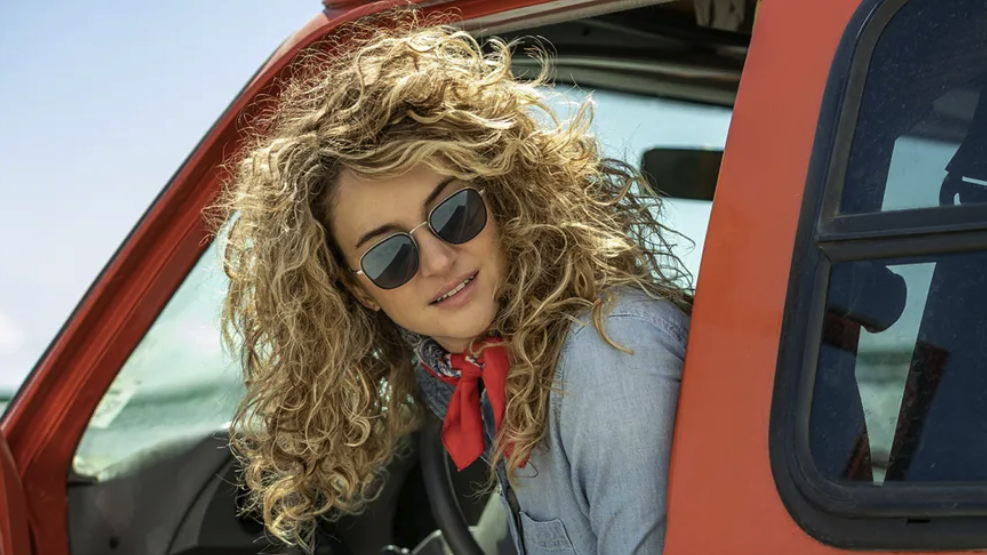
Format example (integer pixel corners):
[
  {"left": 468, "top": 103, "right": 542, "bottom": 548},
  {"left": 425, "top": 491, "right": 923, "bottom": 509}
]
[{"left": 344, "top": 278, "right": 381, "bottom": 312}]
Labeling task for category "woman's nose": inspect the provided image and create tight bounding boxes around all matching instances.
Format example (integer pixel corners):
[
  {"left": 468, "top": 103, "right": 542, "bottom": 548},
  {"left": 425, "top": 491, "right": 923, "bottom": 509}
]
[{"left": 414, "top": 228, "right": 455, "bottom": 277}]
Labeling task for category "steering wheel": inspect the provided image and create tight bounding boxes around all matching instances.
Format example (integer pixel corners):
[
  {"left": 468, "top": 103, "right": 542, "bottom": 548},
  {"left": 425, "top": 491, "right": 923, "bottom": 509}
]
[{"left": 419, "top": 417, "right": 487, "bottom": 555}]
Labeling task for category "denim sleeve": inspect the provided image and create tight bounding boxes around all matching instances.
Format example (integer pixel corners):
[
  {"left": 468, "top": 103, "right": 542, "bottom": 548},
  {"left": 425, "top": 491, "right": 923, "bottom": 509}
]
[{"left": 555, "top": 307, "right": 686, "bottom": 555}]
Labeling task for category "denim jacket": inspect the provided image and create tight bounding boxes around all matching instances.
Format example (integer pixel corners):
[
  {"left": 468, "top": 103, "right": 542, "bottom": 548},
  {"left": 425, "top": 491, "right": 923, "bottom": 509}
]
[{"left": 415, "top": 287, "right": 689, "bottom": 555}]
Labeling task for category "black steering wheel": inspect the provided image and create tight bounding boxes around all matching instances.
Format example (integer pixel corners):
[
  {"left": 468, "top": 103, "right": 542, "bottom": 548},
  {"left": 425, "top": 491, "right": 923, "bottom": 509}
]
[{"left": 420, "top": 417, "right": 487, "bottom": 555}]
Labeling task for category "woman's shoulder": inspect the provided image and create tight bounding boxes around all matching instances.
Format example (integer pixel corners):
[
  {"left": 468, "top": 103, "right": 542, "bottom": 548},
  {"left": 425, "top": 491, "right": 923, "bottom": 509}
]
[
  {"left": 606, "top": 286, "right": 689, "bottom": 333},
  {"left": 552, "top": 285, "right": 689, "bottom": 407},
  {"left": 562, "top": 286, "right": 690, "bottom": 358}
]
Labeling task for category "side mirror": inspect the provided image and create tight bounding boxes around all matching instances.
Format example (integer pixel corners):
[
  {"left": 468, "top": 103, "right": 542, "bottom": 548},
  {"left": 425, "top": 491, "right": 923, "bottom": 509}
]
[{"left": 641, "top": 148, "right": 722, "bottom": 201}]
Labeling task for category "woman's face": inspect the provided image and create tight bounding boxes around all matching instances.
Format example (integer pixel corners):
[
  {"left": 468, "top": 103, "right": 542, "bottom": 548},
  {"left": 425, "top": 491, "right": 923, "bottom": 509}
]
[{"left": 331, "top": 165, "right": 506, "bottom": 353}]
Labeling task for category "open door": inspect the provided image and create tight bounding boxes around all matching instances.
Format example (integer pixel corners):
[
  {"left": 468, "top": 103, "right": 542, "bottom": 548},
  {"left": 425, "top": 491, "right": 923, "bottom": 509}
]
[{"left": 0, "top": 435, "right": 30, "bottom": 555}]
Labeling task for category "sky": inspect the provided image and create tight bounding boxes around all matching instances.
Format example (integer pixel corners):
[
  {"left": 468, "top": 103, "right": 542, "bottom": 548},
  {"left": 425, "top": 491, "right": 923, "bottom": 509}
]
[{"left": 0, "top": 1, "right": 320, "bottom": 391}]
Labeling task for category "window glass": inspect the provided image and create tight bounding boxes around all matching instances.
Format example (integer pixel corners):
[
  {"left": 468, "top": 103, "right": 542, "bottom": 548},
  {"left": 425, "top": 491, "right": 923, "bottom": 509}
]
[
  {"left": 839, "top": 0, "right": 987, "bottom": 214},
  {"left": 74, "top": 242, "right": 241, "bottom": 479},
  {"left": 811, "top": 251, "right": 987, "bottom": 484},
  {"left": 807, "top": 0, "right": 987, "bottom": 486},
  {"left": 547, "top": 88, "right": 731, "bottom": 283},
  {"left": 75, "top": 86, "right": 732, "bottom": 479}
]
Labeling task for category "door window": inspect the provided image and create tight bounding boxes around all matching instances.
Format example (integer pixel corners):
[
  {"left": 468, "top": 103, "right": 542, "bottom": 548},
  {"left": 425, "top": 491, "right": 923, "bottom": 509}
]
[
  {"left": 74, "top": 241, "right": 242, "bottom": 479},
  {"left": 808, "top": 0, "right": 987, "bottom": 487},
  {"left": 772, "top": 0, "right": 987, "bottom": 548}
]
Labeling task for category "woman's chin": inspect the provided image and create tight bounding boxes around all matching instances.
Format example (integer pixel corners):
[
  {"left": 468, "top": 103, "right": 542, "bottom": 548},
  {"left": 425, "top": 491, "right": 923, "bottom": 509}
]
[{"left": 429, "top": 308, "right": 497, "bottom": 347}]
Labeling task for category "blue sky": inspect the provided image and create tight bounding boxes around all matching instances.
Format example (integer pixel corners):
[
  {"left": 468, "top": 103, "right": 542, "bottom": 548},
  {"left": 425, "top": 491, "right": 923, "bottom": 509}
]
[{"left": 0, "top": 1, "right": 319, "bottom": 391}]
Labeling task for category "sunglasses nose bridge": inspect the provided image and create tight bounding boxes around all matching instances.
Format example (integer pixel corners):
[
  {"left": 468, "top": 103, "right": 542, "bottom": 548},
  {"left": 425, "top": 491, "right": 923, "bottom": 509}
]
[{"left": 408, "top": 220, "right": 430, "bottom": 237}]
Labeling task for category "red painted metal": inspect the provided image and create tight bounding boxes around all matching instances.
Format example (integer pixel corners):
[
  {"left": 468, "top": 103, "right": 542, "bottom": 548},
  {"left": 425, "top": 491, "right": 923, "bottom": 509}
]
[
  {"left": 0, "top": 438, "right": 30, "bottom": 555},
  {"left": 663, "top": 0, "right": 853, "bottom": 549}
]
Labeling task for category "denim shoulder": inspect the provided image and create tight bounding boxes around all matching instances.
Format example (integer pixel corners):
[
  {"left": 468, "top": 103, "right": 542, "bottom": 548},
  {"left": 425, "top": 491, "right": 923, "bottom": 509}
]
[
  {"left": 547, "top": 287, "right": 689, "bottom": 554},
  {"left": 559, "top": 286, "right": 690, "bottom": 370}
]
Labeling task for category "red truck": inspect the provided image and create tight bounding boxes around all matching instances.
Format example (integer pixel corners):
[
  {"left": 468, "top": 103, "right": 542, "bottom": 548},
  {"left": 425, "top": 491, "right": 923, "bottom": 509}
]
[{"left": 4, "top": 0, "right": 986, "bottom": 553}]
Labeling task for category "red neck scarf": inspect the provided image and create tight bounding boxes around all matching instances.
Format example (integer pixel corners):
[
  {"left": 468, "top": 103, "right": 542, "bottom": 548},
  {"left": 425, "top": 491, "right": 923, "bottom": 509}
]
[{"left": 426, "top": 338, "right": 511, "bottom": 471}]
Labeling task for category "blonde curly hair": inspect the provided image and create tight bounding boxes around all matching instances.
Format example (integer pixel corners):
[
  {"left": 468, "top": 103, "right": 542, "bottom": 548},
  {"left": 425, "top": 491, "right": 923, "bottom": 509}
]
[{"left": 217, "top": 10, "right": 692, "bottom": 549}]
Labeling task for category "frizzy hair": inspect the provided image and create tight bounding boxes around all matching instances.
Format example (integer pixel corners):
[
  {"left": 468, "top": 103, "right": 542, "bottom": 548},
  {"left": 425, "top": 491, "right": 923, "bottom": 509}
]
[{"left": 215, "top": 10, "right": 691, "bottom": 549}]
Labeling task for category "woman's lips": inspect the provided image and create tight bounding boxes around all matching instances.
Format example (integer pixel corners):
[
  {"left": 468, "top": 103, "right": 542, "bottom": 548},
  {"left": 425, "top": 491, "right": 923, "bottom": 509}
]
[{"left": 431, "top": 272, "right": 479, "bottom": 309}]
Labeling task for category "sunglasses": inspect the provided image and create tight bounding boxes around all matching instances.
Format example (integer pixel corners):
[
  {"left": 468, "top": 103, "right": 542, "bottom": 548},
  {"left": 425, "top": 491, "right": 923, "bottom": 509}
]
[{"left": 352, "top": 187, "right": 488, "bottom": 290}]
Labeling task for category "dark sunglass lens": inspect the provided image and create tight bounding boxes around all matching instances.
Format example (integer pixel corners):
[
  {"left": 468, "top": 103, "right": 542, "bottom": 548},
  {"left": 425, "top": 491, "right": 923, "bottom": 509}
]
[
  {"left": 431, "top": 189, "right": 487, "bottom": 245},
  {"left": 361, "top": 235, "right": 419, "bottom": 289}
]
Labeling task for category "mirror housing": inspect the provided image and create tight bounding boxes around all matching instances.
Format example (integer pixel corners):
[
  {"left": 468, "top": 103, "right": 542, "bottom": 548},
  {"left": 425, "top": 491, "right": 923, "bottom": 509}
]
[{"left": 641, "top": 147, "right": 722, "bottom": 201}]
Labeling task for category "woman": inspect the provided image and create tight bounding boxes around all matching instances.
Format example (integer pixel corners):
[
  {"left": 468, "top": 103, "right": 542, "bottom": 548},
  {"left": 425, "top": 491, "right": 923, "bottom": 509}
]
[{"left": 220, "top": 13, "right": 692, "bottom": 555}]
